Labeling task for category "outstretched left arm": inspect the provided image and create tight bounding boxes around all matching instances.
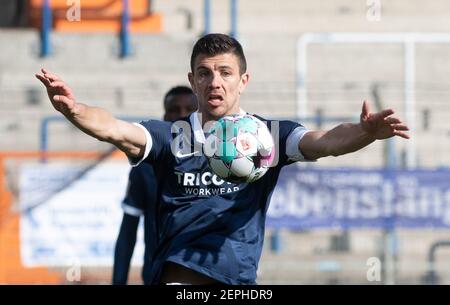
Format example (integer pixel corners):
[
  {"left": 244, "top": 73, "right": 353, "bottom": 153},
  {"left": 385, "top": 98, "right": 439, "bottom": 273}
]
[{"left": 299, "top": 100, "right": 410, "bottom": 160}]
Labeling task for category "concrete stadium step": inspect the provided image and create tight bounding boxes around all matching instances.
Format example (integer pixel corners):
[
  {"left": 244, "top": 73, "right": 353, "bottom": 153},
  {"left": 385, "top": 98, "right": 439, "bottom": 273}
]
[
  {"left": 1, "top": 30, "right": 450, "bottom": 159},
  {"left": 0, "top": 31, "right": 193, "bottom": 71},
  {"left": 258, "top": 228, "right": 450, "bottom": 283},
  {"left": 155, "top": 0, "right": 450, "bottom": 34}
]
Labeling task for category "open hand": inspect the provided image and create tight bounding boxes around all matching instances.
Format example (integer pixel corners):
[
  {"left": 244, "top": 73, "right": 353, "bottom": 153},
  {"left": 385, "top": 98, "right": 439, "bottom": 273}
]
[
  {"left": 360, "top": 100, "right": 410, "bottom": 140},
  {"left": 35, "top": 68, "right": 78, "bottom": 117}
]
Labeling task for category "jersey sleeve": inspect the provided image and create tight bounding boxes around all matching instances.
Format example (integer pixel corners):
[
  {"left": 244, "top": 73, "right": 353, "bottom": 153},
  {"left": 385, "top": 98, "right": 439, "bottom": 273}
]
[
  {"left": 277, "top": 120, "right": 315, "bottom": 166},
  {"left": 128, "top": 119, "right": 172, "bottom": 166},
  {"left": 121, "top": 167, "right": 147, "bottom": 216},
  {"left": 122, "top": 163, "right": 158, "bottom": 218}
]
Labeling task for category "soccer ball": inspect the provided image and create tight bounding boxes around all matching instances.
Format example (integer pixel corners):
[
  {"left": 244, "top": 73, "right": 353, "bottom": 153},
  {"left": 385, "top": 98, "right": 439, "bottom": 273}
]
[{"left": 203, "top": 114, "right": 275, "bottom": 183}]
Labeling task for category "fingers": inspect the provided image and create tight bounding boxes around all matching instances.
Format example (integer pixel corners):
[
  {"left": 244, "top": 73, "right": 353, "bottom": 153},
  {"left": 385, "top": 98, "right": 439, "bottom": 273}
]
[
  {"left": 41, "top": 68, "right": 60, "bottom": 82},
  {"left": 369, "top": 108, "right": 395, "bottom": 122},
  {"left": 35, "top": 68, "right": 61, "bottom": 86},
  {"left": 362, "top": 100, "right": 394, "bottom": 121},
  {"left": 393, "top": 130, "right": 410, "bottom": 139},
  {"left": 391, "top": 122, "right": 410, "bottom": 139},
  {"left": 361, "top": 100, "right": 370, "bottom": 118},
  {"left": 385, "top": 116, "right": 409, "bottom": 132},
  {"left": 359, "top": 99, "right": 410, "bottom": 140},
  {"left": 53, "top": 95, "right": 73, "bottom": 105},
  {"left": 52, "top": 95, "right": 75, "bottom": 114},
  {"left": 391, "top": 123, "right": 409, "bottom": 131},
  {"left": 49, "top": 81, "right": 69, "bottom": 90},
  {"left": 384, "top": 117, "right": 401, "bottom": 124},
  {"left": 35, "top": 73, "right": 51, "bottom": 87},
  {"left": 379, "top": 108, "right": 395, "bottom": 118},
  {"left": 36, "top": 71, "right": 70, "bottom": 92}
]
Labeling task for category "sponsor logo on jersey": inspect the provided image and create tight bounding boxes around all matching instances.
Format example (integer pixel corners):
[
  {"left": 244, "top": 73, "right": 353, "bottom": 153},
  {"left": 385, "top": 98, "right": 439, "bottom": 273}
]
[{"left": 174, "top": 171, "right": 240, "bottom": 195}]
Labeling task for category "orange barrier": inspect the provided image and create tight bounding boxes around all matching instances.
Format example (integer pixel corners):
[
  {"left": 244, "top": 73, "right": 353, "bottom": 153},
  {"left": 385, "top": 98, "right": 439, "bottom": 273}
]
[
  {"left": 0, "top": 150, "right": 125, "bottom": 284},
  {"left": 29, "top": 0, "right": 162, "bottom": 33}
]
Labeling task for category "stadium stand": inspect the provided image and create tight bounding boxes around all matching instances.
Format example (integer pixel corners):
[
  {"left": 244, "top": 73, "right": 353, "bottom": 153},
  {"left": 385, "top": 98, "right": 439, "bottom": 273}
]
[
  {"left": 29, "top": 0, "right": 161, "bottom": 32},
  {"left": 1, "top": 0, "right": 450, "bottom": 284}
]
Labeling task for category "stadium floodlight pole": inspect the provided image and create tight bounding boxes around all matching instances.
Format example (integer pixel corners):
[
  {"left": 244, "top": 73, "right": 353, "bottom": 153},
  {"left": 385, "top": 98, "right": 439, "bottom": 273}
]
[
  {"left": 404, "top": 37, "right": 416, "bottom": 168},
  {"left": 296, "top": 34, "right": 311, "bottom": 120},
  {"left": 40, "top": 0, "right": 52, "bottom": 57},
  {"left": 296, "top": 32, "right": 450, "bottom": 284},
  {"left": 296, "top": 32, "right": 450, "bottom": 170},
  {"left": 203, "top": 0, "right": 211, "bottom": 35},
  {"left": 230, "top": 0, "right": 238, "bottom": 39},
  {"left": 120, "top": 0, "right": 130, "bottom": 58}
]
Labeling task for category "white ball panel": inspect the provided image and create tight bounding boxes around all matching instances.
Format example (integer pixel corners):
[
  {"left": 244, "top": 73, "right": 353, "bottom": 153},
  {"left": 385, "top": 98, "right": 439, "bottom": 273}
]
[
  {"left": 257, "top": 126, "right": 275, "bottom": 152},
  {"left": 235, "top": 133, "right": 258, "bottom": 156},
  {"left": 230, "top": 156, "right": 254, "bottom": 177}
]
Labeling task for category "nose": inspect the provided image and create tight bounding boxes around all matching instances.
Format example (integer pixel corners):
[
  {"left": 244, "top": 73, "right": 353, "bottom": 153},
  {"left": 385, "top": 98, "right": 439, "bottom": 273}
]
[{"left": 209, "top": 72, "right": 222, "bottom": 89}]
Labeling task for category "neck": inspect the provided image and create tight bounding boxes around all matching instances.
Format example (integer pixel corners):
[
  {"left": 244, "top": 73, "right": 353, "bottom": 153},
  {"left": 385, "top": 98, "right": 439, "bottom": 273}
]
[{"left": 199, "top": 108, "right": 241, "bottom": 127}]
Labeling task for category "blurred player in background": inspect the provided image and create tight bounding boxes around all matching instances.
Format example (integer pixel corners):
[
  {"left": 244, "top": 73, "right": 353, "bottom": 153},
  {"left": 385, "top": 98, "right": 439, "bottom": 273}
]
[
  {"left": 112, "top": 86, "right": 197, "bottom": 285},
  {"left": 36, "top": 33, "right": 409, "bottom": 285}
]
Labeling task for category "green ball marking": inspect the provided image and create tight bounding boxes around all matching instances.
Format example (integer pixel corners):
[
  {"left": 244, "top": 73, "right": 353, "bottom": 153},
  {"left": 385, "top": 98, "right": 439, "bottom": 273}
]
[
  {"left": 237, "top": 117, "right": 258, "bottom": 133},
  {"left": 218, "top": 141, "right": 237, "bottom": 163},
  {"left": 219, "top": 119, "right": 238, "bottom": 141}
]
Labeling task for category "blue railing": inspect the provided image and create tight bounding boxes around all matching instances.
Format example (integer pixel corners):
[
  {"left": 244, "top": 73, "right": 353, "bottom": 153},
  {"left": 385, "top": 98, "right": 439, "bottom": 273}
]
[
  {"left": 40, "top": 0, "right": 52, "bottom": 57},
  {"left": 40, "top": 0, "right": 132, "bottom": 59},
  {"left": 230, "top": 0, "right": 238, "bottom": 39},
  {"left": 203, "top": 0, "right": 211, "bottom": 35},
  {"left": 204, "top": 0, "right": 239, "bottom": 38},
  {"left": 39, "top": 115, "right": 150, "bottom": 153},
  {"left": 120, "top": 0, "right": 131, "bottom": 58}
]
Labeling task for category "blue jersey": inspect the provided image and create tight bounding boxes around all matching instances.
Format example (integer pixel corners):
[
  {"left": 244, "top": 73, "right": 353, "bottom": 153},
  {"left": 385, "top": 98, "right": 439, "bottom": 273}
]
[
  {"left": 132, "top": 112, "right": 310, "bottom": 284},
  {"left": 117, "top": 163, "right": 158, "bottom": 284}
]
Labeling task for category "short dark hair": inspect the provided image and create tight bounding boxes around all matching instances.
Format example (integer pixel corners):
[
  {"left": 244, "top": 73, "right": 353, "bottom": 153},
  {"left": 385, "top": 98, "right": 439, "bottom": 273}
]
[
  {"left": 190, "top": 33, "right": 247, "bottom": 75},
  {"left": 163, "top": 86, "right": 194, "bottom": 111}
]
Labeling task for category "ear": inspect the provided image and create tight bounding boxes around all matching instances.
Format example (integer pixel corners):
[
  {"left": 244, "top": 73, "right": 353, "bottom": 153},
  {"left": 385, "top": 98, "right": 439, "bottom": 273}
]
[
  {"left": 188, "top": 72, "right": 195, "bottom": 93},
  {"left": 239, "top": 72, "right": 250, "bottom": 94}
]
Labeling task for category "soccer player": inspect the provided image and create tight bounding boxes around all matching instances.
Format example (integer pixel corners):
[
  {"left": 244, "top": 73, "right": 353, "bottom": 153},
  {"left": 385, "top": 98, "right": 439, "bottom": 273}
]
[
  {"left": 112, "top": 86, "right": 197, "bottom": 285},
  {"left": 36, "top": 33, "right": 409, "bottom": 285}
]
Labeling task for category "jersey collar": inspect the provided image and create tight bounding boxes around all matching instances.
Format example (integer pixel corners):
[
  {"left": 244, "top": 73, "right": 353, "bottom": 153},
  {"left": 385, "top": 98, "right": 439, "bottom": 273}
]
[{"left": 190, "top": 109, "right": 247, "bottom": 144}]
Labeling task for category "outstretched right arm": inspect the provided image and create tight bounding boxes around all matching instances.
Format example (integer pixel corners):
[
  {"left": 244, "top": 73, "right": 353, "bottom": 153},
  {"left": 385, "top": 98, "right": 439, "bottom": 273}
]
[{"left": 35, "top": 68, "right": 146, "bottom": 159}]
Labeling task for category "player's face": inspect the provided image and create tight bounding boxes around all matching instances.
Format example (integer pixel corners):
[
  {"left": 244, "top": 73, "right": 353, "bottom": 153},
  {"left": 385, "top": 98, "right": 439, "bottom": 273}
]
[
  {"left": 188, "top": 53, "right": 249, "bottom": 123},
  {"left": 164, "top": 94, "right": 197, "bottom": 121}
]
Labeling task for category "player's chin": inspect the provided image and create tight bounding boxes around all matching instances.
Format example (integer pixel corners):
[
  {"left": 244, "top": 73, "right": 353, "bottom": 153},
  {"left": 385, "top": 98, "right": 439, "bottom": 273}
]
[{"left": 206, "top": 105, "right": 228, "bottom": 121}]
